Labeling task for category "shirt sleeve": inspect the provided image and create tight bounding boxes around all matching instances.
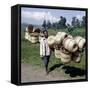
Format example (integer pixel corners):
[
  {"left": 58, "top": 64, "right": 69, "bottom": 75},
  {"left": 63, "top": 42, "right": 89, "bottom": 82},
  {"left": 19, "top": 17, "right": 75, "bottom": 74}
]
[
  {"left": 40, "top": 38, "right": 45, "bottom": 56},
  {"left": 40, "top": 39, "right": 43, "bottom": 56}
]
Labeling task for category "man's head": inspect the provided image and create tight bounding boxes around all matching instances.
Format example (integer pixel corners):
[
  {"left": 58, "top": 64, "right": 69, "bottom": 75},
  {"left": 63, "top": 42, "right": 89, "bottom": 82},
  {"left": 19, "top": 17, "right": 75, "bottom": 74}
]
[{"left": 43, "top": 30, "right": 48, "bottom": 38}]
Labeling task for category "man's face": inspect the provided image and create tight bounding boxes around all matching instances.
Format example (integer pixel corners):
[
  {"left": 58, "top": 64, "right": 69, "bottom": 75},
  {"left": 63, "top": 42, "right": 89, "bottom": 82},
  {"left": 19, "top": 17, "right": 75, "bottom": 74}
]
[{"left": 44, "top": 31, "right": 48, "bottom": 38}]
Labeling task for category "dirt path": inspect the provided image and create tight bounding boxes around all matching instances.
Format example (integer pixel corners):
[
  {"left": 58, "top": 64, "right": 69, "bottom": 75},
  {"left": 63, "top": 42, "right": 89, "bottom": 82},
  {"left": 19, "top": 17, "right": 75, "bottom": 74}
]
[
  {"left": 21, "top": 63, "right": 66, "bottom": 83},
  {"left": 21, "top": 63, "right": 85, "bottom": 83}
]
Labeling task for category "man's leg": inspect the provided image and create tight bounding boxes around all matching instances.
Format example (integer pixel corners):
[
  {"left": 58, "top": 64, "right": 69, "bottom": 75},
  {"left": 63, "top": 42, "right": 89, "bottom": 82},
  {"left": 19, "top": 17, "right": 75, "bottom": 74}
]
[
  {"left": 45, "top": 56, "right": 50, "bottom": 73},
  {"left": 42, "top": 56, "right": 49, "bottom": 74}
]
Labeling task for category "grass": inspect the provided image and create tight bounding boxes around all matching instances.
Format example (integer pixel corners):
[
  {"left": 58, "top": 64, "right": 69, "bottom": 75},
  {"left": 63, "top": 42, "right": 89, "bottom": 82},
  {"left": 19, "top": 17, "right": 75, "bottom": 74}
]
[
  {"left": 48, "top": 27, "right": 85, "bottom": 38},
  {"left": 21, "top": 27, "right": 86, "bottom": 72}
]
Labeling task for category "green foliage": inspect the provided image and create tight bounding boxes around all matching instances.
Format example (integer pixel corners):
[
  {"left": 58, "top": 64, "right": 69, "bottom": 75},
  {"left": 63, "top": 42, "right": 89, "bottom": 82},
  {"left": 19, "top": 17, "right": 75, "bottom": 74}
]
[
  {"left": 48, "top": 28, "right": 85, "bottom": 38},
  {"left": 70, "top": 28, "right": 85, "bottom": 38}
]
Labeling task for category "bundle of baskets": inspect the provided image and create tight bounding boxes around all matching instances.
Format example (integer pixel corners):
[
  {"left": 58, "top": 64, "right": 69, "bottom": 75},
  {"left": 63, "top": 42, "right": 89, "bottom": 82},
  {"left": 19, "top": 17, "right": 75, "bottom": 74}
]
[
  {"left": 24, "top": 25, "right": 40, "bottom": 43},
  {"left": 47, "top": 32, "right": 86, "bottom": 64}
]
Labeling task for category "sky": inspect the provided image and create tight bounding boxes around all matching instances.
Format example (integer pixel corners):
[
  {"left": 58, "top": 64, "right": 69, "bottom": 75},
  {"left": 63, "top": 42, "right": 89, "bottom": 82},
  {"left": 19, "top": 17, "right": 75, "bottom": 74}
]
[{"left": 21, "top": 7, "right": 85, "bottom": 25}]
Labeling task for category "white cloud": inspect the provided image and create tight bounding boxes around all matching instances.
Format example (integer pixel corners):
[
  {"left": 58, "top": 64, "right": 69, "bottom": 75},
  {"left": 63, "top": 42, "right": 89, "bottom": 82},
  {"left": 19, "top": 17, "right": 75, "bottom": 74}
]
[
  {"left": 21, "top": 11, "right": 59, "bottom": 23},
  {"left": 76, "top": 15, "right": 82, "bottom": 20}
]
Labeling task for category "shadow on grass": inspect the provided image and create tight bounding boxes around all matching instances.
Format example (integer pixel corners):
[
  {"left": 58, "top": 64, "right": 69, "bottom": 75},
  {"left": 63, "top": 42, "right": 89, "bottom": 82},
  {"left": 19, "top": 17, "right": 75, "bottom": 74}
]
[
  {"left": 49, "top": 63, "right": 63, "bottom": 72},
  {"left": 49, "top": 64, "right": 86, "bottom": 77},
  {"left": 62, "top": 66, "right": 86, "bottom": 77}
]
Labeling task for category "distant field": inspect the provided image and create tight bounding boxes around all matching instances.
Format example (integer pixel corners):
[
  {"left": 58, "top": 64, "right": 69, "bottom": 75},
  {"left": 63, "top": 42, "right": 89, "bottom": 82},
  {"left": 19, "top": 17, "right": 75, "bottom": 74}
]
[
  {"left": 48, "top": 28, "right": 85, "bottom": 38},
  {"left": 21, "top": 27, "right": 86, "bottom": 71}
]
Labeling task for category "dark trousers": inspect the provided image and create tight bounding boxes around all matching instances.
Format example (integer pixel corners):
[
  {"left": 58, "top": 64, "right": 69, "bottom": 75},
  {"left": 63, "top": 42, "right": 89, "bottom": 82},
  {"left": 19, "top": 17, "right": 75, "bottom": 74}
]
[{"left": 42, "top": 56, "right": 50, "bottom": 72}]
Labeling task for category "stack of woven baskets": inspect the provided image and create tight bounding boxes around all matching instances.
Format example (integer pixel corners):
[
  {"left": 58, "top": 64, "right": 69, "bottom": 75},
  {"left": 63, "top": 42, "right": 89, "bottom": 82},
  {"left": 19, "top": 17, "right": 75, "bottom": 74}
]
[
  {"left": 29, "top": 33, "right": 39, "bottom": 43},
  {"left": 47, "top": 32, "right": 86, "bottom": 64},
  {"left": 24, "top": 25, "right": 40, "bottom": 43}
]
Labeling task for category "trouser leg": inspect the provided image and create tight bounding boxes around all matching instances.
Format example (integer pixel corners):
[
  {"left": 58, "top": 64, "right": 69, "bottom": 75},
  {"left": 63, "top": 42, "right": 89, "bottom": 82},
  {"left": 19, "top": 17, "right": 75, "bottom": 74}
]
[
  {"left": 45, "top": 56, "right": 50, "bottom": 72},
  {"left": 42, "top": 56, "right": 50, "bottom": 73}
]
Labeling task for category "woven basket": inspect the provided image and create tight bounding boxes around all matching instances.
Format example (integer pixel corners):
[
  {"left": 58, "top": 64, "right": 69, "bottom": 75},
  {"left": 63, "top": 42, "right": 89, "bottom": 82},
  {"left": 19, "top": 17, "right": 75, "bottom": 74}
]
[
  {"left": 54, "top": 44, "right": 61, "bottom": 50},
  {"left": 54, "top": 46, "right": 71, "bottom": 63},
  {"left": 30, "top": 32, "right": 39, "bottom": 37},
  {"left": 33, "top": 28, "right": 40, "bottom": 33},
  {"left": 27, "top": 25, "right": 33, "bottom": 33},
  {"left": 30, "top": 36, "right": 39, "bottom": 43},
  {"left": 67, "top": 35, "right": 73, "bottom": 39},
  {"left": 25, "top": 32, "right": 29, "bottom": 40},
  {"left": 72, "top": 51, "right": 81, "bottom": 63},
  {"left": 60, "top": 47, "right": 72, "bottom": 63},
  {"left": 54, "top": 49, "right": 61, "bottom": 58},
  {"left": 28, "top": 35, "right": 31, "bottom": 41},
  {"left": 55, "top": 32, "right": 68, "bottom": 44},
  {"left": 74, "top": 36, "right": 85, "bottom": 50},
  {"left": 60, "top": 56, "right": 71, "bottom": 64},
  {"left": 63, "top": 38, "right": 78, "bottom": 52},
  {"left": 47, "top": 35, "right": 55, "bottom": 47}
]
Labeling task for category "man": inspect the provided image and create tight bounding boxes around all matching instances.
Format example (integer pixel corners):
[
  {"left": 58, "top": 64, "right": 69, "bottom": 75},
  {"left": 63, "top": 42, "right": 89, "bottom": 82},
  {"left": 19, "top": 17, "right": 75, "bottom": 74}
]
[{"left": 40, "top": 30, "right": 51, "bottom": 74}]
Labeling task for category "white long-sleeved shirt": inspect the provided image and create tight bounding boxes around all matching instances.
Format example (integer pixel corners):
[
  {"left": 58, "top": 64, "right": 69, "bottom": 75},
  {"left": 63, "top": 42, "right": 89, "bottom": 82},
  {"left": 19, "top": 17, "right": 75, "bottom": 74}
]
[{"left": 40, "top": 37, "right": 50, "bottom": 57}]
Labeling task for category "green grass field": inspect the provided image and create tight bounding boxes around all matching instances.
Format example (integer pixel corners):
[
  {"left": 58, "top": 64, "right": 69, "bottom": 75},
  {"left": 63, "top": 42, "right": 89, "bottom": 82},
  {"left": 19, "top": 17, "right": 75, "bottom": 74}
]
[
  {"left": 48, "top": 28, "right": 85, "bottom": 38},
  {"left": 21, "top": 28, "right": 86, "bottom": 72}
]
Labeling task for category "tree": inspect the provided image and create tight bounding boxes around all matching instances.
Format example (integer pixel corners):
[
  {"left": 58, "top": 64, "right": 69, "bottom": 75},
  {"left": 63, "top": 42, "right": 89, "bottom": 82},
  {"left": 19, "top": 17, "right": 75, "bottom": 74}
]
[
  {"left": 81, "top": 16, "right": 86, "bottom": 27},
  {"left": 71, "top": 17, "right": 80, "bottom": 28},
  {"left": 47, "top": 20, "right": 51, "bottom": 29},
  {"left": 71, "top": 17, "right": 77, "bottom": 27},
  {"left": 76, "top": 19, "right": 80, "bottom": 27},
  {"left": 67, "top": 23, "right": 74, "bottom": 33},
  {"left": 58, "top": 16, "right": 67, "bottom": 29},
  {"left": 42, "top": 20, "right": 47, "bottom": 30},
  {"left": 63, "top": 17, "right": 66, "bottom": 27},
  {"left": 52, "top": 22, "right": 60, "bottom": 29}
]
